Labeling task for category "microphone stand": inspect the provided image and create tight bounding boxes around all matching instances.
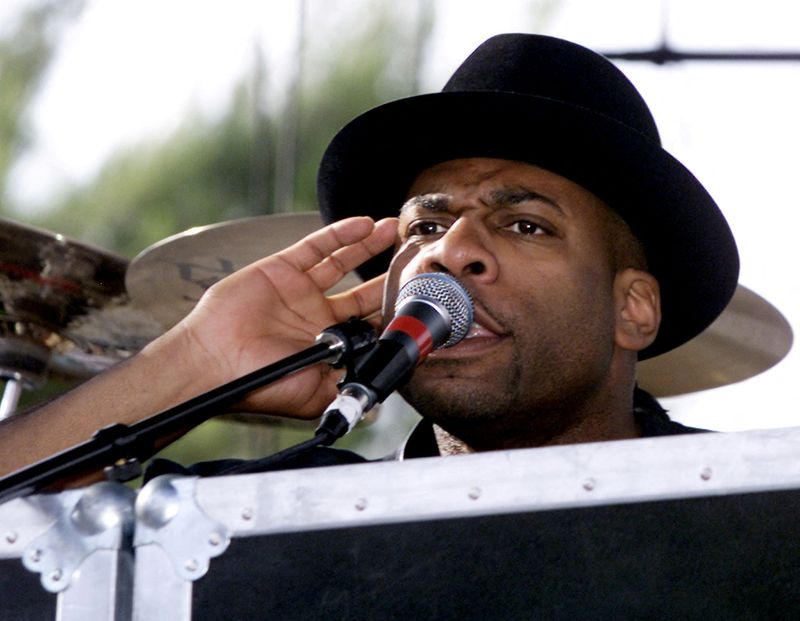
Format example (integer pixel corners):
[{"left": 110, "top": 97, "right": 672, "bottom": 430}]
[{"left": 0, "top": 319, "right": 376, "bottom": 504}]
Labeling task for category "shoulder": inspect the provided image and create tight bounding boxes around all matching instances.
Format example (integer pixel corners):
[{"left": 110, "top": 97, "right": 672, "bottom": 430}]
[{"left": 634, "top": 386, "right": 710, "bottom": 437}]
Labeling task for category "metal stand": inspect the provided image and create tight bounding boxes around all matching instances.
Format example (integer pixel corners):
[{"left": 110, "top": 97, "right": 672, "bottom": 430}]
[
  {"left": 0, "top": 374, "right": 23, "bottom": 421},
  {"left": 0, "top": 319, "right": 376, "bottom": 504},
  {"left": 0, "top": 334, "right": 52, "bottom": 420}
]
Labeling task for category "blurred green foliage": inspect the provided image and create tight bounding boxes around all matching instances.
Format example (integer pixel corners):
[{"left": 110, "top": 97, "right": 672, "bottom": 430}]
[
  {"left": 2, "top": 1, "right": 435, "bottom": 259},
  {"left": 30, "top": 82, "right": 273, "bottom": 257}
]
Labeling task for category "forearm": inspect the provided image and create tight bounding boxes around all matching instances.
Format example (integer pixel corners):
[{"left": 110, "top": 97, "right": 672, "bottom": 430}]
[{"left": 0, "top": 327, "right": 215, "bottom": 479}]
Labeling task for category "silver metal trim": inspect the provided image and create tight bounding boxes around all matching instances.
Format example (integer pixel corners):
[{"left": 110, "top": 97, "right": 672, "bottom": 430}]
[
  {"left": 134, "top": 475, "right": 230, "bottom": 583},
  {"left": 191, "top": 426, "right": 800, "bottom": 537},
  {"left": 22, "top": 482, "right": 135, "bottom": 594}
]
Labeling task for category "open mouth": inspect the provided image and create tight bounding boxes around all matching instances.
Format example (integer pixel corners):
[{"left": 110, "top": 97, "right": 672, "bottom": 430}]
[
  {"left": 427, "top": 319, "right": 506, "bottom": 360},
  {"left": 464, "top": 322, "right": 498, "bottom": 339}
]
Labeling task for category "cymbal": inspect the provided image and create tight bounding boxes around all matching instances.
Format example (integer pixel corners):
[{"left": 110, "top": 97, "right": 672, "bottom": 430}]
[
  {"left": 126, "top": 212, "right": 362, "bottom": 329},
  {"left": 637, "top": 285, "right": 793, "bottom": 396},
  {"left": 0, "top": 217, "right": 128, "bottom": 326},
  {"left": 0, "top": 218, "right": 141, "bottom": 382},
  {"left": 56, "top": 298, "right": 166, "bottom": 376}
]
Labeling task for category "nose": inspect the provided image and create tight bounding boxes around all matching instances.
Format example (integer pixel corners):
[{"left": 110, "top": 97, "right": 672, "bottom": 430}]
[{"left": 420, "top": 219, "right": 498, "bottom": 282}]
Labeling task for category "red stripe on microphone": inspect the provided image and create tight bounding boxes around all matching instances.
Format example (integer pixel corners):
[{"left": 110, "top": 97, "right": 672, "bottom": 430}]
[{"left": 387, "top": 315, "right": 433, "bottom": 359}]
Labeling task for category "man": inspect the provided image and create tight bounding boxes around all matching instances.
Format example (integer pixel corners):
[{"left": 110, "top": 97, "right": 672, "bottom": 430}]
[{"left": 0, "top": 34, "right": 738, "bottom": 480}]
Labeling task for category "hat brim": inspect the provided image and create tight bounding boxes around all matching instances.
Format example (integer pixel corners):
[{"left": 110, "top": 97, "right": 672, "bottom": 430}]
[{"left": 318, "top": 91, "right": 739, "bottom": 359}]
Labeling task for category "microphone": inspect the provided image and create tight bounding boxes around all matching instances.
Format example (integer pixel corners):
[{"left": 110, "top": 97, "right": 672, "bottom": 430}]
[{"left": 316, "top": 273, "right": 473, "bottom": 440}]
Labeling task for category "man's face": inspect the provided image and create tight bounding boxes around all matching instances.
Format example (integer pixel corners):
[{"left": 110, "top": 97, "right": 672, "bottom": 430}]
[{"left": 387, "top": 158, "right": 630, "bottom": 441}]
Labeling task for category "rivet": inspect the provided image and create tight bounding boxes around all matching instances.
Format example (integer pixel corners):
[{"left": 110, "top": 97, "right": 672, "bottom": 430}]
[
  {"left": 4, "top": 532, "right": 18, "bottom": 545},
  {"left": 700, "top": 467, "right": 713, "bottom": 481},
  {"left": 28, "top": 548, "right": 42, "bottom": 563},
  {"left": 241, "top": 507, "right": 254, "bottom": 521},
  {"left": 209, "top": 533, "right": 221, "bottom": 546},
  {"left": 583, "top": 478, "right": 596, "bottom": 492},
  {"left": 50, "top": 569, "right": 63, "bottom": 582},
  {"left": 185, "top": 559, "right": 198, "bottom": 572},
  {"left": 468, "top": 487, "right": 482, "bottom": 500},
  {"left": 355, "top": 498, "right": 368, "bottom": 511}
]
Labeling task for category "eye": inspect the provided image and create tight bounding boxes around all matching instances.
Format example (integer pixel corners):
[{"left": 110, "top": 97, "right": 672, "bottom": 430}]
[
  {"left": 506, "top": 219, "right": 550, "bottom": 236},
  {"left": 407, "top": 220, "right": 448, "bottom": 237}
]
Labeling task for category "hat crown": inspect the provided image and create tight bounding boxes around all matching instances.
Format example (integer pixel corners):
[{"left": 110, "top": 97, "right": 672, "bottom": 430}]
[{"left": 443, "top": 34, "right": 660, "bottom": 143}]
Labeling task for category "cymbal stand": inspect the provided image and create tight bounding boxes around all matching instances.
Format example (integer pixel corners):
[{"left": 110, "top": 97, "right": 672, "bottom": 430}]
[
  {"left": 0, "top": 372, "right": 23, "bottom": 420},
  {"left": 0, "top": 332, "right": 51, "bottom": 421}
]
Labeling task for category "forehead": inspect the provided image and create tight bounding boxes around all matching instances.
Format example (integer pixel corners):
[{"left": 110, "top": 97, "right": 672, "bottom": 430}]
[{"left": 404, "top": 158, "right": 609, "bottom": 217}]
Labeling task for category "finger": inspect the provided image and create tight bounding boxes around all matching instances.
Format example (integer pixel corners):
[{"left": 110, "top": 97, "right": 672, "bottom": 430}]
[
  {"left": 276, "top": 217, "right": 378, "bottom": 273},
  {"left": 361, "top": 310, "right": 384, "bottom": 332},
  {"left": 329, "top": 273, "right": 387, "bottom": 322},
  {"left": 308, "top": 218, "right": 398, "bottom": 291}
]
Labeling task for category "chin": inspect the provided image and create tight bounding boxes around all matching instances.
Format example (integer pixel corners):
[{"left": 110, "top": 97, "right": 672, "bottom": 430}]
[{"left": 400, "top": 380, "right": 509, "bottom": 422}]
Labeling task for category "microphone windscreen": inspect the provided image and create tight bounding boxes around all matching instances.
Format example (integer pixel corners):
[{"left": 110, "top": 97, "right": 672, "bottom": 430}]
[{"left": 394, "top": 273, "right": 473, "bottom": 348}]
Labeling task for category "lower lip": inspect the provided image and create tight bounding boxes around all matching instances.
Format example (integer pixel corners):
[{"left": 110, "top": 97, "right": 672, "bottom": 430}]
[{"left": 428, "top": 334, "right": 506, "bottom": 359}]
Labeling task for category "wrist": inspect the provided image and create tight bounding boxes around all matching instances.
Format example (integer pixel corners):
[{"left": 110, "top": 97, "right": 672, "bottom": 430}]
[{"left": 138, "top": 323, "right": 225, "bottom": 408}]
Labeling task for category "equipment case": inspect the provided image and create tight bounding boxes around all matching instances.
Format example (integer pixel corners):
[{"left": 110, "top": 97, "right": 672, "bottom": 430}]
[{"left": 3, "top": 427, "right": 800, "bottom": 620}]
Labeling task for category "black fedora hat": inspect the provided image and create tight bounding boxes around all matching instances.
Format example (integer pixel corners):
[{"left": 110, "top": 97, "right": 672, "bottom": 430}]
[{"left": 317, "top": 33, "right": 739, "bottom": 359}]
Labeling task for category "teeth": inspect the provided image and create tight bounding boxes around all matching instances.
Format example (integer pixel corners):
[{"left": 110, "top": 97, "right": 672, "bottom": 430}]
[{"left": 465, "top": 322, "right": 493, "bottom": 339}]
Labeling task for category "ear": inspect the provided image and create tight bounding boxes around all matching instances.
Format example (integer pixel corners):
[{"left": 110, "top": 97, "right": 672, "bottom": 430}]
[{"left": 614, "top": 269, "right": 661, "bottom": 352}]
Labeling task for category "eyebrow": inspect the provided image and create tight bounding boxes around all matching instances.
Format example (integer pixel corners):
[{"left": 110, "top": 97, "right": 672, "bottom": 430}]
[
  {"left": 400, "top": 188, "right": 564, "bottom": 216},
  {"left": 399, "top": 193, "right": 451, "bottom": 216},
  {"left": 488, "top": 189, "right": 564, "bottom": 214}
]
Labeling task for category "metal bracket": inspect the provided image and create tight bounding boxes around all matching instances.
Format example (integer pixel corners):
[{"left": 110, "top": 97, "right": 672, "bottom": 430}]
[
  {"left": 134, "top": 475, "right": 230, "bottom": 582},
  {"left": 22, "top": 481, "right": 135, "bottom": 593}
]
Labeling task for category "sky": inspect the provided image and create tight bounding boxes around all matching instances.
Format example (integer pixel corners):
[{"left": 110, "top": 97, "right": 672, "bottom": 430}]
[{"left": 4, "top": 0, "right": 800, "bottom": 433}]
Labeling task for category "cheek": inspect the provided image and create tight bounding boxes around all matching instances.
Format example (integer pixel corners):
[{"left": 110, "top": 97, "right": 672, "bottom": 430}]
[
  {"left": 565, "top": 263, "right": 619, "bottom": 340},
  {"left": 517, "top": 258, "right": 615, "bottom": 331}
]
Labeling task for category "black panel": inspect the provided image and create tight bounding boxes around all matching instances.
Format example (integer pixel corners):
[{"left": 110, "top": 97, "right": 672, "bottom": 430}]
[
  {"left": 192, "top": 489, "right": 800, "bottom": 620},
  {"left": 0, "top": 558, "right": 57, "bottom": 621}
]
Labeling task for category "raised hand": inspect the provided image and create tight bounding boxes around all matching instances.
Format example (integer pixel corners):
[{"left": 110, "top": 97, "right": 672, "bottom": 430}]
[{"left": 156, "top": 216, "right": 398, "bottom": 418}]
